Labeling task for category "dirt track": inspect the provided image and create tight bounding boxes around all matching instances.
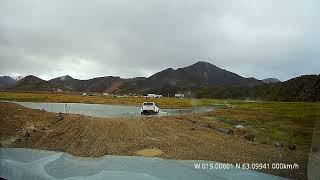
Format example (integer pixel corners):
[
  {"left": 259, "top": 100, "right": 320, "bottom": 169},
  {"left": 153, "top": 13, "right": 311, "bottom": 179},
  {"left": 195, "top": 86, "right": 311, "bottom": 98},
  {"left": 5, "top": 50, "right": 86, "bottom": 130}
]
[{"left": 0, "top": 102, "right": 310, "bottom": 179}]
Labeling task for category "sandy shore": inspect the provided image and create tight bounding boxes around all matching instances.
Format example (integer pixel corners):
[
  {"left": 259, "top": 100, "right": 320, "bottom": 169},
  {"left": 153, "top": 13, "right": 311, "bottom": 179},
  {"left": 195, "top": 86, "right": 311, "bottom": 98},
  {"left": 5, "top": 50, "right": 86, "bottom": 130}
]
[{"left": 0, "top": 102, "right": 310, "bottom": 179}]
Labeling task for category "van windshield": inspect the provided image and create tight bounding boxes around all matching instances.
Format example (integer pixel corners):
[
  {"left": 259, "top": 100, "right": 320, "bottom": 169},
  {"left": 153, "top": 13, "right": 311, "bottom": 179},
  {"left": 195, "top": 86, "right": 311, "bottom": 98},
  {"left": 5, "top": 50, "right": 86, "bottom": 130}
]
[{"left": 143, "top": 103, "right": 154, "bottom": 106}]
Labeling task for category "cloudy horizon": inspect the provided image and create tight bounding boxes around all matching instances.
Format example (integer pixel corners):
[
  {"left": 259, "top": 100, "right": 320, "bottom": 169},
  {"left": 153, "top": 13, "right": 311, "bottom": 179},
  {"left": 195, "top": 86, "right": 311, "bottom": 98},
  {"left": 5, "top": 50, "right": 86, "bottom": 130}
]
[{"left": 1, "top": 0, "right": 319, "bottom": 81}]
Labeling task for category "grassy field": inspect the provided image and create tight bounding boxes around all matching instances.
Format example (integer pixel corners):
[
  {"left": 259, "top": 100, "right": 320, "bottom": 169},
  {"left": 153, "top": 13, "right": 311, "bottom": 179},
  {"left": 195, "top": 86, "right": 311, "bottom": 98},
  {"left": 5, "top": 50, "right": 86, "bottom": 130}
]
[
  {"left": 0, "top": 91, "right": 223, "bottom": 108},
  {"left": 202, "top": 101, "right": 320, "bottom": 146}
]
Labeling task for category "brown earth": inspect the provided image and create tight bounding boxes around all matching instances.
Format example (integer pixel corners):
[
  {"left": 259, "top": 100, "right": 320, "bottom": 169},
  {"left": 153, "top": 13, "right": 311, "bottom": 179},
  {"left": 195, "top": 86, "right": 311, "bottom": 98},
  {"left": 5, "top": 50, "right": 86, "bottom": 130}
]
[{"left": 0, "top": 102, "right": 310, "bottom": 179}]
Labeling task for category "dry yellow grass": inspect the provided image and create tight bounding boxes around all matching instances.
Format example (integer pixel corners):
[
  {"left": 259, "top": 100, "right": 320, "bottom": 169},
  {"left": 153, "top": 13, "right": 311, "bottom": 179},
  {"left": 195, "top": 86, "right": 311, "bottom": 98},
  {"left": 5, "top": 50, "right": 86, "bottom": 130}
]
[
  {"left": 0, "top": 91, "right": 222, "bottom": 108},
  {"left": 134, "top": 149, "right": 164, "bottom": 157}
]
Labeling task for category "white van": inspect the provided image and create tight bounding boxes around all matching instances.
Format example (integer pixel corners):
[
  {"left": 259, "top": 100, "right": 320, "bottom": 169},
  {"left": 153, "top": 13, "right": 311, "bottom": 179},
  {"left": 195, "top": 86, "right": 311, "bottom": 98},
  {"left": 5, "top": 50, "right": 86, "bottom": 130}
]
[{"left": 140, "top": 102, "right": 159, "bottom": 115}]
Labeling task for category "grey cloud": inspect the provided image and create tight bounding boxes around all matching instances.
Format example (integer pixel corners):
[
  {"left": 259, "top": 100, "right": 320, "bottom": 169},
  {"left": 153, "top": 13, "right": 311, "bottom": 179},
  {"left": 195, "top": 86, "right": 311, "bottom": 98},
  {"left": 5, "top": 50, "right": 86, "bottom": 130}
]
[{"left": 0, "top": 0, "right": 319, "bottom": 81}]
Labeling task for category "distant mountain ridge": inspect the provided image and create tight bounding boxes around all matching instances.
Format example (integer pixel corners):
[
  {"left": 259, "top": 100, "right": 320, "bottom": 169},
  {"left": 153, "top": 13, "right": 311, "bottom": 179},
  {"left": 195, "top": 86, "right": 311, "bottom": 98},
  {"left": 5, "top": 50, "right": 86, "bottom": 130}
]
[
  {"left": 5, "top": 61, "right": 263, "bottom": 93},
  {"left": 49, "top": 75, "right": 123, "bottom": 92},
  {"left": 2, "top": 61, "right": 318, "bottom": 102},
  {"left": 12, "top": 75, "right": 123, "bottom": 92},
  {"left": 0, "top": 76, "right": 18, "bottom": 89}
]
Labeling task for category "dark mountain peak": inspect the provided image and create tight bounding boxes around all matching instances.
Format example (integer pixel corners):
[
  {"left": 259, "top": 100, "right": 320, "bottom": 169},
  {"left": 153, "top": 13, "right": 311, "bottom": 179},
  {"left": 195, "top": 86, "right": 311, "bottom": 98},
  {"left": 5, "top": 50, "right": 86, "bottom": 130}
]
[
  {"left": 184, "top": 61, "right": 220, "bottom": 72},
  {"left": 58, "top": 75, "right": 74, "bottom": 81},
  {"left": 63, "top": 75, "right": 73, "bottom": 79},
  {"left": 194, "top": 61, "right": 212, "bottom": 65},
  {"left": 21, "top": 75, "right": 45, "bottom": 82},
  {"left": 17, "top": 75, "right": 47, "bottom": 86},
  {"left": 191, "top": 61, "right": 217, "bottom": 67},
  {"left": 162, "top": 68, "right": 175, "bottom": 73},
  {"left": 182, "top": 61, "right": 230, "bottom": 77},
  {"left": 14, "top": 75, "right": 51, "bottom": 91}
]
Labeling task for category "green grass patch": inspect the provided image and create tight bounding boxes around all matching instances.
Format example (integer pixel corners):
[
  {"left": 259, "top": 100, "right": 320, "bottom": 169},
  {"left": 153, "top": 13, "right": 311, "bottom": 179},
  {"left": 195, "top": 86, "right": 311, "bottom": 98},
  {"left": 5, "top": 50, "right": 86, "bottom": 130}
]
[
  {"left": 215, "top": 115, "right": 240, "bottom": 126},
  {"left": 209, "top": 101, "right": 320, "bottom": 146}
]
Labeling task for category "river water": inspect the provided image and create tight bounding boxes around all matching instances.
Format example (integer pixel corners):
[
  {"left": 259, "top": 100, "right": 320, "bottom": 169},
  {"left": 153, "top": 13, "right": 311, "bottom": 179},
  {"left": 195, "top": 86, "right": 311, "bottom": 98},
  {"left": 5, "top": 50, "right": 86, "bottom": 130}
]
[{"left": 11, "top": 101, "right": 213, "bottom": 118}]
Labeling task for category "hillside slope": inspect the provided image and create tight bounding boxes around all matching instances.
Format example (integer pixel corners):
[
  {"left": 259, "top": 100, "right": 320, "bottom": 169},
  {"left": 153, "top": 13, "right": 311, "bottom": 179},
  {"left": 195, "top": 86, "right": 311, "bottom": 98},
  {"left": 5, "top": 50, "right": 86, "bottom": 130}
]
[
  {"left": 196, "top": 75, "right": 320, "bottom": 102},
  {"left": 15, "top": 75, "right": 54, "bottom": 91},
  {"left": 49, "top": 75, "right": 124, "bottom": 92}
]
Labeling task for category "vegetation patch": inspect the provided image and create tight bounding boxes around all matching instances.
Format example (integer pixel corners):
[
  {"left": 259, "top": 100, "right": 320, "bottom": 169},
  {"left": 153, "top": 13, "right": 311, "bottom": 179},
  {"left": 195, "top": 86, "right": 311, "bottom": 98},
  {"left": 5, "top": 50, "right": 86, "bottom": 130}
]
[
  {"left": 208, "top": 101, "right": 320, "bottom": 146},
  {"left": 0, "top": 91, "right": 225, "bottom": 108},
  {"left": 134, "top": 149, "right": 164, "bottom": 157}
]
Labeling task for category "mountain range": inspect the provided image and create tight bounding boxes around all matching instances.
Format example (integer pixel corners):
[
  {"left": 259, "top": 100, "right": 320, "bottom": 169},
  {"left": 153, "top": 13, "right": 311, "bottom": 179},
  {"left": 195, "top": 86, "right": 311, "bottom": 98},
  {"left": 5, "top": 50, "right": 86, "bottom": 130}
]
[
  {"left": 1, "top": 61, "right": 264, "bottom": 92},
  {"left": 1, "top": 61, "right": 318, "bottom": 101}
]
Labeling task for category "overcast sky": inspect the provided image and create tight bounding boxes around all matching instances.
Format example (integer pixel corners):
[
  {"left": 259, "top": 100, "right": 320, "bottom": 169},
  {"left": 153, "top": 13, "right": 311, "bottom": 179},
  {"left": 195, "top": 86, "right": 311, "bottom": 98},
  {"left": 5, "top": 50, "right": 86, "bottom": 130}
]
[{"left": 0, "top": 0, "right": 319, "bottom": 81}]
